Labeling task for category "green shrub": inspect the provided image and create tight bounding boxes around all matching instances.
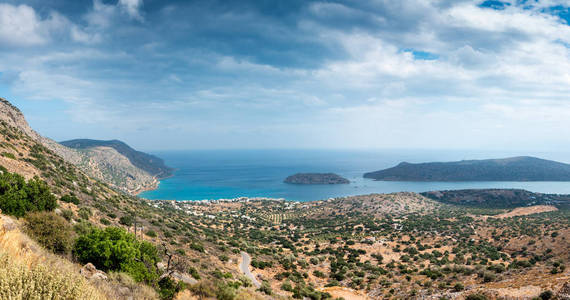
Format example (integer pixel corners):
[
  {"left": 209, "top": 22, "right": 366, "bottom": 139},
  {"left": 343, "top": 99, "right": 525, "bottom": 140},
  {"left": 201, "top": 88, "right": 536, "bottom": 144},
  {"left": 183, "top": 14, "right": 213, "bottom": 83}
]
[
  {"left": 158, "top": 276, "right": 185, "bottom": 300},
  {"left": 119, "top": 215, "right": 134, "bottom": 226},
  {"left": 146, "top": 230, "right": 157, "bottom": 238},
  {"left": 258, "top": 281, "right": 272, "bottom": 295},
  {"left": 454, "top": 282, "right": 464, "bottom": 292},
  {"left": 60, "top": 193, "right": 80, "bottom": 205},
  {"left": 0, "top": 171, "right": 56, "bottom": 217},
  {"left": 61, "top": 209, "right": 74, "bottom": 221},
  {"left": 100, "top": 218, "right": 111, "bottom": 225},
  {"left": 73, "top": 226, "right": 159, "bottom": 283},
  {"left": 1, "top": 152, "right": 16, "bottom": 159},
  {"left": 78, "top": 207, "right": 92, "bottom": 220},
  {"left": 466, "top": 294, "right": 488, "bottom": 300},
  {"left": 188, "top": 267, "right": 200, "bottom": 280},
  {"left": 539, "top": 290, "right": 553, "bottom": 300},
  {"left": 24, "top": 211, "right": 74, "bottom": 254}
]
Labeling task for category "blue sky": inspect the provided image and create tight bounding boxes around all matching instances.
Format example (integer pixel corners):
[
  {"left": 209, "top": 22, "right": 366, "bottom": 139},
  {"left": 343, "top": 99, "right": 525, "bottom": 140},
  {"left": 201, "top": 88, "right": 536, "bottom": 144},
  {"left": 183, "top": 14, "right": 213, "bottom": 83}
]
[{"left": 0, "top": 0, "right": 570, "bottom": 151}]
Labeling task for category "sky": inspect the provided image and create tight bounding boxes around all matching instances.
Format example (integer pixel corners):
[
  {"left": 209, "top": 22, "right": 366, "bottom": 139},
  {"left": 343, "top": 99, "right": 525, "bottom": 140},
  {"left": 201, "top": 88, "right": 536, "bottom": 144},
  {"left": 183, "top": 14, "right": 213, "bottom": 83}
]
[{"left": 0, "top": 0, "right": 569, "bottom": 151}]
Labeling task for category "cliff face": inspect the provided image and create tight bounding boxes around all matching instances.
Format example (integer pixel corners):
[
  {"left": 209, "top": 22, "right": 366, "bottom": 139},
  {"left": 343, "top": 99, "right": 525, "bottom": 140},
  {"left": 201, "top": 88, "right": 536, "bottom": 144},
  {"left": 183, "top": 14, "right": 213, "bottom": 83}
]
[{"left": 0, "top": 97, "right": 160, "bottom": 194}]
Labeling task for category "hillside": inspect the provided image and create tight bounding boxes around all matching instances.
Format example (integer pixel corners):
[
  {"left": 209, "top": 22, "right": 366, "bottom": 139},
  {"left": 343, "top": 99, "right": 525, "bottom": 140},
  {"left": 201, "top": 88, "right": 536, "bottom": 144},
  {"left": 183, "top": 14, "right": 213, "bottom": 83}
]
[
  {"left": 422, "top": 189, "right": 570, "bottom": 208},
  {"left": 364, "top": 156, "right": 570, "bottom": 181},
  {"left": 0, "top": 97, "right": 163, "bottom": 194},
  {"left": 61, "top": 139, "right": 173, "bottom": 179},
  {"left": 0, "top": 97, "right": 569, "bottom": 299}
]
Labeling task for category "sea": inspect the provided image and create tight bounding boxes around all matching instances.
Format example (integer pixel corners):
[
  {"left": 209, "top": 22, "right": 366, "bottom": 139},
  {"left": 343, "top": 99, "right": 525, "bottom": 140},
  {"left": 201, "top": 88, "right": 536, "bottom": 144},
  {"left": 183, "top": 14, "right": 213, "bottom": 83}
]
[{"left": 139, "top": 149, "right": 570, "bottom": 202}]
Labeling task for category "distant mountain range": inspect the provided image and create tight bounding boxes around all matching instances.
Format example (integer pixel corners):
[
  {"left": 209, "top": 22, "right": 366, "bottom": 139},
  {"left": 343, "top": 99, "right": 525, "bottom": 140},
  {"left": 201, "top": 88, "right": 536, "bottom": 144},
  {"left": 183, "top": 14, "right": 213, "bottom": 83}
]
[
  {"left": 61, "top": 139, "right": 173, "bottom": 179},
  {"left": 364, "top": 156, "right": 570, "bottom": 181}
]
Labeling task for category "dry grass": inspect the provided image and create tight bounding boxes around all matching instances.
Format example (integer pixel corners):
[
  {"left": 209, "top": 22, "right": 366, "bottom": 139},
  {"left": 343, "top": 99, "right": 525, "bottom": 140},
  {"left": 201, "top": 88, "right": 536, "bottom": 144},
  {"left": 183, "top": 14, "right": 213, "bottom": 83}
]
[
  {"left": 0, "top": 215, "right": 107, "bottom": 300},
  {"left": 0, "top": 214, "right": 158, "bottom": 300}
]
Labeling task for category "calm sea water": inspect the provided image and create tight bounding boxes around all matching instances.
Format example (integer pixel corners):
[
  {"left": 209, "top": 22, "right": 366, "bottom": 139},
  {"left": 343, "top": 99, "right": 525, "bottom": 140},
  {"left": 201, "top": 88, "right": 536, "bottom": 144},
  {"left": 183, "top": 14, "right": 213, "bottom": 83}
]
[{"left": 140, "top": 149, "right": 570, "bottom": 202}]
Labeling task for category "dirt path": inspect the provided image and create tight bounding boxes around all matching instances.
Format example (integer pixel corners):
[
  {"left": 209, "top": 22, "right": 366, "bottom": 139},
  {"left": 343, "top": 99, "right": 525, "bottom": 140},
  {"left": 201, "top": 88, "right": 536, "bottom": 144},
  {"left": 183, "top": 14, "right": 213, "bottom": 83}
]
[{"left": 239, "top": 251, "right": 260, "bottom": 288}]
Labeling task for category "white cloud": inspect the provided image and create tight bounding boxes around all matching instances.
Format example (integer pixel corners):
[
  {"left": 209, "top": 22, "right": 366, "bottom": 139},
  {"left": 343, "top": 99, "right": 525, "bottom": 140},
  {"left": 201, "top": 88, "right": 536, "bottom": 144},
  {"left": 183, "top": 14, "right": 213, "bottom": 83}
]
[
  {"left": 119, "top": 0, "right": 144, "bottom": 21},
  {"left": 0, "top": 4, "right": 55, "bottom": 46}
]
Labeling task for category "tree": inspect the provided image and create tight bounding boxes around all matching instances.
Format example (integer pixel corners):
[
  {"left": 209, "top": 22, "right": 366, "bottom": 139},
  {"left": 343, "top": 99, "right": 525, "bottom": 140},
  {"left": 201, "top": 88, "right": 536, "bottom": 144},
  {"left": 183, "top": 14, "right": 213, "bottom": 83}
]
[
  {"left": 0, "top": 170, "right": 56, "bottom": 217},
  {"left": 73, "top": 226, "right": 159, "bottom": 283}
]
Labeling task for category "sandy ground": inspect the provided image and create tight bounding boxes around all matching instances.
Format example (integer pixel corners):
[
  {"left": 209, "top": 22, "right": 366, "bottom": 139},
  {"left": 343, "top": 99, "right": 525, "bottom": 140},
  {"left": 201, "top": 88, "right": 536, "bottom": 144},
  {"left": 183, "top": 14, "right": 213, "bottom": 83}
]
[
  {"left": 493, "top": 205, "right": 558, "bottom": 219},
  {"left": 320, "top": 287, "right": 369, "bottom": 300}
]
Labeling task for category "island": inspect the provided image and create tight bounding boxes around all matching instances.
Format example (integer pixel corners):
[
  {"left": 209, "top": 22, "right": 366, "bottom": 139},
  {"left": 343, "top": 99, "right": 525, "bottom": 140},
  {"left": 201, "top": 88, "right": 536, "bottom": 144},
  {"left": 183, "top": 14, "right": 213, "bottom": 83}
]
[
  {"left": 363, "top": 156, "right": 570, "bottom": 181},
  {"left": 284, "top": 173, "right": 350, "bottom": 184}
]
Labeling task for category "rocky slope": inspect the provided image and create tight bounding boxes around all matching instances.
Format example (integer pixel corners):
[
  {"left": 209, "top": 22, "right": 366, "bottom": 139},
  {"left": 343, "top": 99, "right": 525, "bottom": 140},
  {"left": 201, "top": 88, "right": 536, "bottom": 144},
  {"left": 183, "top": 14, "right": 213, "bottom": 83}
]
[
  {"left": 61, "top": 139, "right": 173, "bottom": 179},
  {"left": 0, "top": 97, "right": 165, "bottom": 194},
  {"left": 364, "top": 156, "right": 570, "bottom": 181}
]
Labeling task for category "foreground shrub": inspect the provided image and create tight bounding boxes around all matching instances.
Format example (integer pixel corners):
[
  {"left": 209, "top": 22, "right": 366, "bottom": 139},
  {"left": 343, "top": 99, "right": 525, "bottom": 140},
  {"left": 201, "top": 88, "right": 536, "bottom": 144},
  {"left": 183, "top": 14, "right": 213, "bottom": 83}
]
[
  {"left": 158, "top": 276, "right": 185, "bottom": 300},
  {"left": 0, "top": 252, "right": 104, "bottom": 300},
  {"left": 24, "top": 211, "right": 74, "bottom": 254},
  {"left": 0, "top": 169, "right": 56, "bottom": 217},
  {"left": 73, "top": 226, "right": 159, "bottom": 283}
]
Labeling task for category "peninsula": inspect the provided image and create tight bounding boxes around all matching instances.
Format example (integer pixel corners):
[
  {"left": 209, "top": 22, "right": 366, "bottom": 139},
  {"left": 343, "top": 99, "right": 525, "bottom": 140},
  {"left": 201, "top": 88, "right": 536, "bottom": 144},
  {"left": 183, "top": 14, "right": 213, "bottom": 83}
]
[{"left": 364, "top": 156, "right": 570, "bottom": 181}]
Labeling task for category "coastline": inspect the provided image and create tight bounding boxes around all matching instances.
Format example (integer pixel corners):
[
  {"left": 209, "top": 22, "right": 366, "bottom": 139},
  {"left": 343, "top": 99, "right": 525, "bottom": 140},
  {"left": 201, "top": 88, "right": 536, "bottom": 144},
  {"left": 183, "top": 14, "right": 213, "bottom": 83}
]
[{"left": 132, "top": 177, "right": 160, "bottom": 196}]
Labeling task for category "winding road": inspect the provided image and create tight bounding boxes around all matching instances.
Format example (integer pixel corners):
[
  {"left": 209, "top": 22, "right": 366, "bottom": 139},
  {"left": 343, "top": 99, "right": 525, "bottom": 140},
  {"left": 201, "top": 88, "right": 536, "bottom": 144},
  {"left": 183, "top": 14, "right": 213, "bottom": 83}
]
[{"left": 239, "top": 251, "right": 261, "bottom": 288}]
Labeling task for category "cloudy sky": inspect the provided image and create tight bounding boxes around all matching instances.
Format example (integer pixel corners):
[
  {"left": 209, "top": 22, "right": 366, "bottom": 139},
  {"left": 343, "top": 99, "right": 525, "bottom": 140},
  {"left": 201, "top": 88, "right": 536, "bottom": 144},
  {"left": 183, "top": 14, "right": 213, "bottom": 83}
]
[{"left": 0, "top": 0, "right": 569, "bottom": 151}]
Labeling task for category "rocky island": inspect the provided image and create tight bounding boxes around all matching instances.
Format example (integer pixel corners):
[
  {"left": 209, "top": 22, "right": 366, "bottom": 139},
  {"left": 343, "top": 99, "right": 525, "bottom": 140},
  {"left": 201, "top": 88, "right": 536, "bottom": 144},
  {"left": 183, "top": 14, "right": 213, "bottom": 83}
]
[
  {"left": 364, "top": 156, "right": 570, "bottom": 181},
  {"left": 284, "top": 173, "right": 349, "bottom": 184}
]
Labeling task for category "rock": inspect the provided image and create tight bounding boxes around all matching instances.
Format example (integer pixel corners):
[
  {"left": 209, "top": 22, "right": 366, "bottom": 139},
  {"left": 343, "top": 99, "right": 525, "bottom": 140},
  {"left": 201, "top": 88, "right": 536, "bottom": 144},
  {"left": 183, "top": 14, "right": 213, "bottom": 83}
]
[
  {"left": 559, "top": 282, "right": 570, "bottom": 300},
  {"left": 80, "top": 263, "right": 108, "bottom": 280},
  {"left": 156, "top": 262, "right": 166, "bottom": 271},
  {"left": 1, "top": 215, "right": 17, "bottom": 232},
  {"left": 171, "top": 271, "right": 198, "bottom": 285}
]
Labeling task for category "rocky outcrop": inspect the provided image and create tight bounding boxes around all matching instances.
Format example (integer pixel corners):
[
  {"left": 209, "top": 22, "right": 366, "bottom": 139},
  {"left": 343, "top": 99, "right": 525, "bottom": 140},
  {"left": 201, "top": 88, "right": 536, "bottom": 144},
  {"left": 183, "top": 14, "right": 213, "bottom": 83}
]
[
  {"left": 80, "top": 263, "right": 108, "bottom": 281},
  {"left": 284, "top": 173, "right": 350, "bottom": 184},
  {"left": 0, "top": 97, "right": 162, "bottom": 194}
]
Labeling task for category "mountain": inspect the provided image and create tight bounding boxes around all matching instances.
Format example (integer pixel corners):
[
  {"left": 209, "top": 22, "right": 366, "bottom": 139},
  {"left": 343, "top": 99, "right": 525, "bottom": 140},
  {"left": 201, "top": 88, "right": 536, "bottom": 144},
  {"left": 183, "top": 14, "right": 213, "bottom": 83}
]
[
  {"left": 422, "top": 189, "right": 570, "bottom": 208},
  {"left": 284, "top": 173, "right": 349, "bottom": 184},
  {"left": 0, "top": 97, "right": 167, "bottom": 194},
  {"left": 61, "top": 139, "right": 173, "bottom": 179},
  {"left": 363, "top": 156, "right": 570, "bottom": 181}
]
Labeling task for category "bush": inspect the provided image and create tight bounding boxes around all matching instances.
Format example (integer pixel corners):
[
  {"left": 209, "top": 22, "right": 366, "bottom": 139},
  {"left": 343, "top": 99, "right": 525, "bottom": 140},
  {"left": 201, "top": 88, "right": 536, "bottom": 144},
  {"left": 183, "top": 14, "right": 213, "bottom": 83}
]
[
  {"left": 158, "top": 276, "right": 184, "bottom": 300},
  {"left": 119, "top": 215, "right": 134, "bottom": 226},
  {"left": 146, "top": 230, "right": 157, "bottom": 238},
  {"left": 454, "top": 282, "right": 464, "bottom": 292},
  {"left": 189, "top": 281, "right": 215, "bottom": 298},
  {"left": 466, "top": 294, "right": 488, "bottom": 300},
  {"left": 0, "top": 252, "right": 101, "bottom": 300},
  {"left": 100, "top": 218, "right": 111, "bottom": 225},
  {"left": 539, "top": 290, "right": 553, "bottom": 300},
  {"left": 24, "top": 211, "right": 74, "bottom": 254},
  {"left": 258, "top": 281, "right": 272, "bottom": 295},
  {"left": 61, "top": 209, "right": 74, "bottom": 221},
  {"left": 78, "top": 207, "right": 92, "bottom": 220},
  {"left": 73, "top": 226, "right": 159, "bottom": 283},
  {"left": 60, "top": 194, "right": 80, "bottom": 205},
  {"left": 188, "top": 267, "right": 200, "bottom": 280},
  {"left": 0, "top": 171, "right": 57, "bottom": 217}
]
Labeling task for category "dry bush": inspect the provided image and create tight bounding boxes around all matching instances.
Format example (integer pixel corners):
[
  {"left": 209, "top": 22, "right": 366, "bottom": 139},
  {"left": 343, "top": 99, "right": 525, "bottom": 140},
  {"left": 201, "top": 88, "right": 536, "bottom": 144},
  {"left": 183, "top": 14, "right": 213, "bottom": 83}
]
[
  {"left": 0, "top": 214, "right": 158, "bottom": 300},
  {"left": 0, "top": 215, "right": 105, "bottom": 299},
  {"left": 90, "top": 272, "right": 158, "bottom": 300}
]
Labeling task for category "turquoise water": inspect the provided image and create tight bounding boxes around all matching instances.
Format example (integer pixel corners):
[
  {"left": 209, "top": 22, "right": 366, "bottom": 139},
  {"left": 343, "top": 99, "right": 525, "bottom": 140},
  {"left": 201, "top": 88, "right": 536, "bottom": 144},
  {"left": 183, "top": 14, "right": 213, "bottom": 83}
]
[{"left": 140, "top": 149, "right": 570, "bottom": 202}]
